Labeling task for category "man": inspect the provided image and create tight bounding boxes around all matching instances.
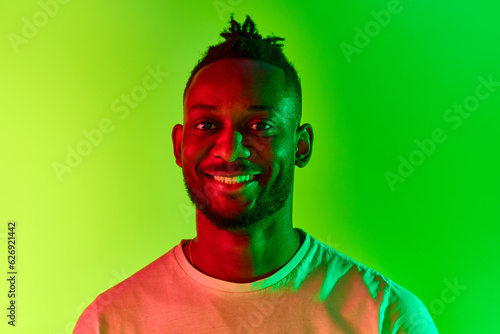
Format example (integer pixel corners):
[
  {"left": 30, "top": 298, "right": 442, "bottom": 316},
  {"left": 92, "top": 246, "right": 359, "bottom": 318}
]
[{"left": 74, "top": 15, "right": 438, "bottom": 333}]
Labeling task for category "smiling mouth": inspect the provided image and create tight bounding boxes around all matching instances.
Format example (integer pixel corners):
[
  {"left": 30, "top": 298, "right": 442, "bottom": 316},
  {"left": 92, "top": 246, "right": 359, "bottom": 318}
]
[{"left": 205, "top": 173, "right": 261, "bottom": 185}]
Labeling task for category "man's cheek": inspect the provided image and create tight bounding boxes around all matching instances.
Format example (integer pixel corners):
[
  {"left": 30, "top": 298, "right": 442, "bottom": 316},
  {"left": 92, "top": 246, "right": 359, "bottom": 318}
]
[
  {"left": 247, "top": 137, "right": 273, "bottom": 161},
  {"left": 183, "top": 142, "right": 209, "bottom": 160},
  {"left": 269, "top": 136, "right": 291, "bottom": 158}
]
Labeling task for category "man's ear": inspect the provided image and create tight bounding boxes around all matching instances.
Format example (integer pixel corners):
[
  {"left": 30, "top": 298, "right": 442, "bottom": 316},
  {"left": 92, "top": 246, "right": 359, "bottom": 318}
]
[
  {"left": 172, "top": 124, "right": 183, "bottom": 168},
  {"left": 295, "top": 123, "right": 313, "bottom": 168}
]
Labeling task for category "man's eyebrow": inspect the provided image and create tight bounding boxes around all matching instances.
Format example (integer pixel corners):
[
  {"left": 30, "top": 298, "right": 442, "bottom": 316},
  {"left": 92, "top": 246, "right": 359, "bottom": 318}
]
[
  {"left": 187, "top": 104, "right": 279, "bottom": 114},
  {"left": 188, "top": 104, "right": 217, "bottom": 114},
  {"left": 247, "top": 105, "right": 280, "bottom": 113}
]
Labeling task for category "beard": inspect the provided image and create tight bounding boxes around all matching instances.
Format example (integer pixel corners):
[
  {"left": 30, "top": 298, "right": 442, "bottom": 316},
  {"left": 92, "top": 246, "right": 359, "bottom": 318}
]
[{"left": 182, "top": 162, "right": 294, "bottom": 232}]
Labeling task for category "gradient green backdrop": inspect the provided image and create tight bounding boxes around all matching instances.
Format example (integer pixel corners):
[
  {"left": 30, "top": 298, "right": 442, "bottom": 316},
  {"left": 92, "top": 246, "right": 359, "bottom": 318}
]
[{"left": 1, "top": 1, "right": 499, "bottom": 333}]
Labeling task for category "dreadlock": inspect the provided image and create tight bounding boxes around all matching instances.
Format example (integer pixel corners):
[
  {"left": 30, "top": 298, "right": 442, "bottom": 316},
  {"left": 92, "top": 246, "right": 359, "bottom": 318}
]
[{"left": 183, "top": 14, "right": 302, "bottom": 122}]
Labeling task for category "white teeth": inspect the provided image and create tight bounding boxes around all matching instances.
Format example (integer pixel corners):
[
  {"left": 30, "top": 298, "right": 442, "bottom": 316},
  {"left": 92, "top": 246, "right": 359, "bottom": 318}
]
[{"left": 213, "top": 175, "right": 255, "bottom": 184}]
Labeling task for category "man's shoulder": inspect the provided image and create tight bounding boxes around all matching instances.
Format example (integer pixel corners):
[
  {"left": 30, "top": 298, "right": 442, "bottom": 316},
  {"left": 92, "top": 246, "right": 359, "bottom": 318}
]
[
  {"left": 306, "top": 234, "right": 392, "bottom": 285},
  {"left": 91, "top": 244, "right": 178, "bottom": 308},
  {"left": 382, "top": 280, "right": 439, "bottom": 333},
  {"left": 303, "top": 235, "right": 393, "bottom": 301},
  {"left": 306, "top": 233, "right": 437, "bottom": 333},
  {"left": 74, "top": 245, "right": 180, "bottom": 333}
]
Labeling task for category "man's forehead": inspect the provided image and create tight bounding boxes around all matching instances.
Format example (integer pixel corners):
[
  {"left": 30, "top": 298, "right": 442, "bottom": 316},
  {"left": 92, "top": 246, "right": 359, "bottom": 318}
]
[
  {"left": 184, "top": 59, "right": 292, "bottom": 116},
  {"left": 187, "top": 103, "right": 281, "bottom": 115}
]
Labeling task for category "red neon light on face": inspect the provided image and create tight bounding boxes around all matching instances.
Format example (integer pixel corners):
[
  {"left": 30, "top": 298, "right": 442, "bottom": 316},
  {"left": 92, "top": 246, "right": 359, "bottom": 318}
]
[{"left": 176, "top": 58, "right": 299, "bottom": 230}]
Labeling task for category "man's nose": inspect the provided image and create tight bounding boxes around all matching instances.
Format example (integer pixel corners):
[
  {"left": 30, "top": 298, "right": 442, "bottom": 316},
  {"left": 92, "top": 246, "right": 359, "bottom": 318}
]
[{"left": 212, "top": 129, "right": 251, "bottom": 162}]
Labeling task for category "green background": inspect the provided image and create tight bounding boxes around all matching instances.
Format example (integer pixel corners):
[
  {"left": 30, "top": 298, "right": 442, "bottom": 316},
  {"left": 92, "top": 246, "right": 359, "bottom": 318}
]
[{"left": 1, "top": 0, "right": 499, "bottom": 333}]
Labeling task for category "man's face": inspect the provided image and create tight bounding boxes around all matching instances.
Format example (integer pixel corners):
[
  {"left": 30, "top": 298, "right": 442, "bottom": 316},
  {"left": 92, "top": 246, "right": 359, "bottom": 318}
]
[{"left": 175, "top": 58, "right": 300, "bottom": 231}]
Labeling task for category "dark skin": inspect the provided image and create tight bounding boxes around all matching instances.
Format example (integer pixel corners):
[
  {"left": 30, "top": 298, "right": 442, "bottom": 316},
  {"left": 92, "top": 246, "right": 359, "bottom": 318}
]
[{"left": 172, "top": 58, "right": 313, "bottom": 283}]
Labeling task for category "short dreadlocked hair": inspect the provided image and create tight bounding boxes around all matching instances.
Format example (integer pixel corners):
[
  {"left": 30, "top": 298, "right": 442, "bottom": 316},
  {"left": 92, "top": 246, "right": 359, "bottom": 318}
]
[{"left": 183, "top": 14, "right": 302, "bottom": 124}]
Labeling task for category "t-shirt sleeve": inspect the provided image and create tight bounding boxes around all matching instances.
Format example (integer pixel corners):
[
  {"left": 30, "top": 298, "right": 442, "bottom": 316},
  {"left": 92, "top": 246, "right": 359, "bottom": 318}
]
[
  {"left": 73, "top": 300, "right": 100, "bottom": 334},
  {"left": 381, "top": 282, "right": 439, "bottom": 334}
]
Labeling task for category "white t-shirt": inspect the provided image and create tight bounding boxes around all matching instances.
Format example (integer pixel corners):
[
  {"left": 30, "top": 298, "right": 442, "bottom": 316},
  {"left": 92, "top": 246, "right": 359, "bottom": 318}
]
[{"left": 74, "top": 228, "right": 438, "bottom": 333}]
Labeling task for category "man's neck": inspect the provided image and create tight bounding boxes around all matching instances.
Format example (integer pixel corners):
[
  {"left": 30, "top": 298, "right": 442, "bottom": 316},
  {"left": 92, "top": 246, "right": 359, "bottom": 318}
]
[{"left": 185, "top": 209, "right": 301, "bottom": 283}]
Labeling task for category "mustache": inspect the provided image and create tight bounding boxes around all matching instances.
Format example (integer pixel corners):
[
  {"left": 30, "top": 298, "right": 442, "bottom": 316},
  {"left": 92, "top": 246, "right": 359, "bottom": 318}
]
[{"left": 201, "top": 162, "right": 264, "bottom": 174}]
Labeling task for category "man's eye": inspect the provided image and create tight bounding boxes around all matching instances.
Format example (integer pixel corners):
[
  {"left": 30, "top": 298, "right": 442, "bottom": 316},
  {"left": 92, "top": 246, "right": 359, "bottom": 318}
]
[
  {"left": 249, "top": 123, "right": 272, "bottom": 131},
  {"left": 195, "top": 122, "right": 216, "bottom": 130}
]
